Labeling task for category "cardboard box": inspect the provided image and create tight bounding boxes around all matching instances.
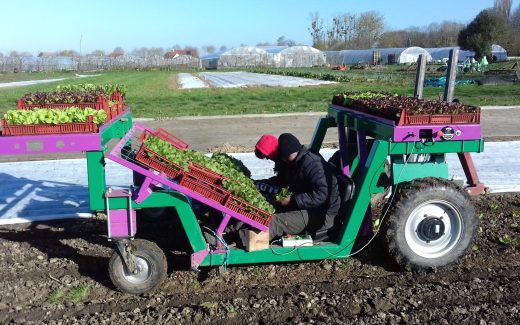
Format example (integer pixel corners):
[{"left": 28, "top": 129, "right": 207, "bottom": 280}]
[{"left": 245, "top": 230, "right": 269, "bottom": 252}]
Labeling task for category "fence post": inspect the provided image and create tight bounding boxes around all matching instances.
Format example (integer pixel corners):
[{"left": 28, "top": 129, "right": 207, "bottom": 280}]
[
  {"left": 413, "top": 54, "right": 426, "bottom": 99},
  {"left": 443, "top": 49, "right": 459, "bottom": 102}
]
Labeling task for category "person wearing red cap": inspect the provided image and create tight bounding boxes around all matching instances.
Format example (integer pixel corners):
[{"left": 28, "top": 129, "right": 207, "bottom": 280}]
[
  {"left": 268, "top": 133, "right": 340, "bottom": 241},
  {"left": 254, "top": 134, "right": 278, "bottom": 161}
]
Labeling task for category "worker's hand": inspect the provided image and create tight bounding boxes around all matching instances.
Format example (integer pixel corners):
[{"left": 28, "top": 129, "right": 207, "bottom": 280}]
[{"left": 279, "top": 196, "right": 291, "bottom": 207}]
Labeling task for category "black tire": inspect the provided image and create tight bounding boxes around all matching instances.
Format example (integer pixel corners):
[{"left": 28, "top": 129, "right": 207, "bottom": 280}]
[
  {"left": 108, "top": 239, "right": 167, "bottom": 294},
  {"left": 384, "top": 178, "right": 477, "bottom": 272}
]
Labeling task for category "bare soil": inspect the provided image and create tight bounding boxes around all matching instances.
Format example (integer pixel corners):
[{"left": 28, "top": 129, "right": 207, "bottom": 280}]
[{"left": 0, "top": 192, "right": 519, "bottom": 324}]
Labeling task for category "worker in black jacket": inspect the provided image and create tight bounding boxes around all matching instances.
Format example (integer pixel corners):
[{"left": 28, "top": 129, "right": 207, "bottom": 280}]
[{"left": 269, "top": 133, "right": 340, "bottom": 240}]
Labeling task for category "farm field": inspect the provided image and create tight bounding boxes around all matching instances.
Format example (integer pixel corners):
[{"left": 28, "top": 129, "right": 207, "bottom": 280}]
[
  {"left": 0, "top": 191, "right": 518, "bottom": 324},
  {"left": 1, "top": 68, "right": 520, "bottom": 118}
]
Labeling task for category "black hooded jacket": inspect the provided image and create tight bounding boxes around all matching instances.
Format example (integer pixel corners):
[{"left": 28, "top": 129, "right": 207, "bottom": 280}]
[{"left": 282, "top": 147, "right": 341, "bottom": 229}]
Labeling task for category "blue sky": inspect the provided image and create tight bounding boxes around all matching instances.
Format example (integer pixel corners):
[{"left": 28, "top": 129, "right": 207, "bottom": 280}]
[{"left": 0, "top": 0, "right": 501, "bottom": 55}]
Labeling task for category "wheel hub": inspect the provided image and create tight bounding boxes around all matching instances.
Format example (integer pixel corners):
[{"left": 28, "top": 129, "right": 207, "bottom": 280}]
[{"left": 417, "top": 216, "right": 446, "bottom": 242}]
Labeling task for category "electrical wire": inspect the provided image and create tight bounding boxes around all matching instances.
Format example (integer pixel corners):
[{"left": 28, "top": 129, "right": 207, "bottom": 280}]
[{"left": 202, "top": 226, "right": 230, "bottom": 270}]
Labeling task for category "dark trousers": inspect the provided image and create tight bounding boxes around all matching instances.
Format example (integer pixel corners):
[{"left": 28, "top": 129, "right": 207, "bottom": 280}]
[{"left": 269, "top": 209, "right": 333, "bottom": 240}]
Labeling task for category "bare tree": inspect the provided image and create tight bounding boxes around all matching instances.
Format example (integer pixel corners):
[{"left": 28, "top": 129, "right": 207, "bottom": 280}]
[
  {"left": 111, "top": 46, "right": 125, "bottom": 57},
  {"left": 495, "top": 0, "right": 513, "bottom": 19},
  {"left": 354, "top": 11, "right": 384, "bottom": 48},
  {"left": 203, "top": 45, "right": 216, "bottom": 54},
  {"left": 308, "top": 12, "right": 326, "bottom": 50},
  {"left": 149, "top": 47, "right": 165, "bottom": 57},
  {"left": 89, "top": 49, "right": 106, "bottom": 56},
  {"left": 219, "top": 45, "right": 228, "bottom": 52},
  {"left": 277, "top": 36, "right": 296, "bottom": 46},
  {"left": 508, "top": 4, "right": 520, "bottom": 54},
  {"left": 58, "top": 50, "right": 78, "bottom": 57}
]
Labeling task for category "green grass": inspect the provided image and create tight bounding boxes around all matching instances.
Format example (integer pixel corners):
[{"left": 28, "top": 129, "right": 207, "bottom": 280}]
[
  {"left": 1, "top": 68, "right": 519, "bottom": 118},
  {"left": 48, "top": 283, "right": 91, "bottom": 304}
]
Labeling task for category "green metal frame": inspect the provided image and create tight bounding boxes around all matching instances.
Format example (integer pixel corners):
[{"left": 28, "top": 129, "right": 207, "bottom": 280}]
[{"left": 88, "top": 107, "right": 484, "bottom": 267}]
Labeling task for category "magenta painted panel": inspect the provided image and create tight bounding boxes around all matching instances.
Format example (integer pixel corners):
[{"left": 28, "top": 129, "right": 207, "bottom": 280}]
[
  {"left": 0, "top": 133, "right": 101, "bottom": 155},
  {"left": 393, "top": 124, "right": 482, "bottom": 142},
  {"left": 108, "top": 209, "right": 136, "bottom": 238}
]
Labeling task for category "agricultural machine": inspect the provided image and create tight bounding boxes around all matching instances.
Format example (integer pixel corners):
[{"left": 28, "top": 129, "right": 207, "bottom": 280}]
[{"left": 0, "top": 92, "right": 484, "bottom": 294}]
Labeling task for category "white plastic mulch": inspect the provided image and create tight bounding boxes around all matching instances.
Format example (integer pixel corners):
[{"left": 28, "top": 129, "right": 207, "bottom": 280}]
[
  {"left": 177, "top": 71, "right": 335, "bottom": 89},
  {"left": 0, "top": 143, "right": 519, "bottom": 224},
  {"left": 177, "top": 73, "right": 208, "bottom": 89}
]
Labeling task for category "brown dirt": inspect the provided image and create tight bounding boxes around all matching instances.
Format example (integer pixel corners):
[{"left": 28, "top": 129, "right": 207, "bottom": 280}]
[{"left": 0, "top": 192, "right": 519, "bottom": 324}]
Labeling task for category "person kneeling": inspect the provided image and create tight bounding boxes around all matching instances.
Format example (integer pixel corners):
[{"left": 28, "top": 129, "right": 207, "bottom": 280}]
[{"left": 269, "top": 133, "right": 340, "bottom": 241}]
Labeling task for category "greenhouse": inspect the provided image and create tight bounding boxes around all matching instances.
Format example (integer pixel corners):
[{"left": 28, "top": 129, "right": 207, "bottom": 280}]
[
  {"left": 201, "top": 46, "right": 325, "bottom": 69},
  {"left": 201, "top": 47, "right": 273, "bottom": 69},
  {"left": 265, "top": 46, "right": 326, "bottom": 68},
  {"left": 426, "top": 47, "right": 475, "bottom": 62},
  {"left": 326, "top": 47, "right": 433, "bottom": 65}
]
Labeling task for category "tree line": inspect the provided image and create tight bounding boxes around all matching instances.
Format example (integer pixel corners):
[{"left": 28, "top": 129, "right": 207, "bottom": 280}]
[{"left": 309, "top": 0, "right": 520, "bottom": 59}]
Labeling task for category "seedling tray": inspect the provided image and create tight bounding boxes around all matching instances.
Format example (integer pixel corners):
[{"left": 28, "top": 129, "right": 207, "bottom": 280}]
[
  {"left": 1, "top": 116, "right": 97, "bottom": 136},
  {"left": 225, "top": 196, "right": 273, "bottom": 227},
  {"left": 134, "top": 144, "right": 185, "bottom": 180}
]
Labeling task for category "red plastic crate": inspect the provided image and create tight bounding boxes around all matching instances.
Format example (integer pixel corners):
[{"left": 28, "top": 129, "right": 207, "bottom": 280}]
[
  {"left": 134, "top": 144, "right": 185, "bottom": 180},
  {"left": 225, "top": 196, "right": 273, "bottom": 227},
  {"left": 108, "top": 89, "right": 126, "bottom": 111},
  {"left": 18, "top": 92, "right": 125, "bottom": 123},
  {"left": 180, "top": 174, "right": 229, "bottom": 205},
  {"left": 155, "top": 128, "right": 189, "bottom": 150},
  {"left": 1, "top": 116, "right": 98, "bottom": 136},
  {"left": 188, "top": 163, "right": 226, "bottom": 185},
  {"left": 398, "top": 108, "right": 480, "bottom": 125},
  {"left": 139, "top": 129, "right": 189, "bottom": 151}
]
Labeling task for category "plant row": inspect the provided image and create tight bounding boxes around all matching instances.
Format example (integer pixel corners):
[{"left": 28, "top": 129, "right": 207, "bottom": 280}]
[
  {"left": 249, "top": 68, "right": 352, "bottom": 82},
  {"left": 143, "top": 135, "right": 275, "bottom": 215},
  {"left": 56, "top": 83, "right": 127, "bottom": 97},
  {"left": 4, "top": 108, "right": 107, "bottom": 126}
]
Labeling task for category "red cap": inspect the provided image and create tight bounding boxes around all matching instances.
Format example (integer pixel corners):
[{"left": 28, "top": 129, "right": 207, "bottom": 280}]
[{"left": 255, "top": 134, "right": 278, "bottom": 160}]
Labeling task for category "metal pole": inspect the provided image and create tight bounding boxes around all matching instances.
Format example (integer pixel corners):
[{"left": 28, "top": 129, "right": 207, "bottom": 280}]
[
  {"left": 443, "top": 49, "right": 459, "bottom": 102},
  {"left": 413, "top": 54, "right": 426, "bottom": 99}
]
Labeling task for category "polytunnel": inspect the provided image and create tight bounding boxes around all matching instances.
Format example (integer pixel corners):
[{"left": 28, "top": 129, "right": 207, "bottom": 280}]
[
  {"left": 326, "top": 47, "right": 433, "bottom": 65},
  {"left": 265, "top": 46, "right": 326, "bottom": 67},
  {"left": 201, "top": 46, "right": 274, "bottom": 69}
]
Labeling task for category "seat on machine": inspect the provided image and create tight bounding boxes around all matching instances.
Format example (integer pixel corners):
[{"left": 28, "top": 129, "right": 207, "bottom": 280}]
[{"left": 312, "top": 172, "right": 355, "bottom": 242}]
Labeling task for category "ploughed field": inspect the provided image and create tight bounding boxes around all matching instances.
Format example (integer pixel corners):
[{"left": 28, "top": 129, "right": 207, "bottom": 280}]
[{"left": 0, "top": 192, "right": 518, "bottom": 324}]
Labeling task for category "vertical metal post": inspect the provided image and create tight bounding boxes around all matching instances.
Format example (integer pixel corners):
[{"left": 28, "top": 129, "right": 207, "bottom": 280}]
[
  {"left": 441, "top": 49, "right": 485, "bottom": 195},
  {"left": 443, "top": 49, "right": 459, "bottom": 102},
  {"left": 414, "top": 54, "right": 426, "bottom": 99}
]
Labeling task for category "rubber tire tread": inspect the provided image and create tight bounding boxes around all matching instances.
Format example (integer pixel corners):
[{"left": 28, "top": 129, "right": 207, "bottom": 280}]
[
  {"left": 108, "top": 239, "right": 167, "bottom": 294},
  {"left": 383, "top": 177, "right": 477, "bottom": 272}
]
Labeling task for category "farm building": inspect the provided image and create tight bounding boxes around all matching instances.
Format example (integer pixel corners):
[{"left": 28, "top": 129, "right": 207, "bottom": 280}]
[
  {"left": 201, "top": 46, "right": 325, "bottom": 69},
  {"left": 326, "top": 47, "right": 433, "bottom": 65}
]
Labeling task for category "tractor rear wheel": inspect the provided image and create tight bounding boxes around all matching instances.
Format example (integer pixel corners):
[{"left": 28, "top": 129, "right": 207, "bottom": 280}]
[
  {"left": 109, "top": 239, "right": 167, "bottom": 294},
  {"left": 383, "top": 178, "right": 477, "bottom": 272}
]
